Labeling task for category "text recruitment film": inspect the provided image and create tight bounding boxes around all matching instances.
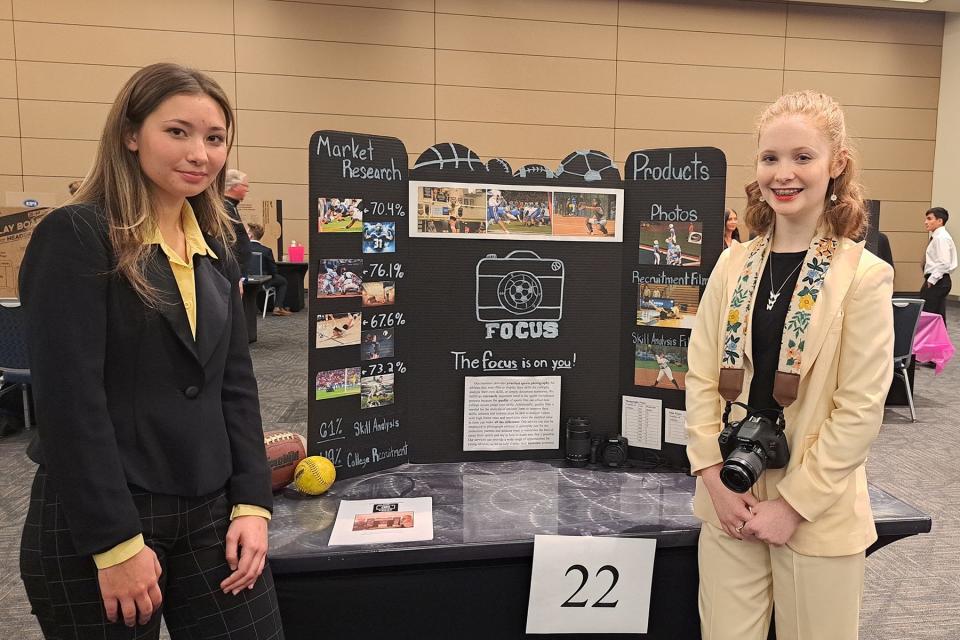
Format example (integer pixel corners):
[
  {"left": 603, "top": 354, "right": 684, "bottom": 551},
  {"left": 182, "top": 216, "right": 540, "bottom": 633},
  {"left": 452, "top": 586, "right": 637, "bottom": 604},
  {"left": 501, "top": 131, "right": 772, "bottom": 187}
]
[{"left": 310, "top": 131, "right": 726, "bottom": 479}]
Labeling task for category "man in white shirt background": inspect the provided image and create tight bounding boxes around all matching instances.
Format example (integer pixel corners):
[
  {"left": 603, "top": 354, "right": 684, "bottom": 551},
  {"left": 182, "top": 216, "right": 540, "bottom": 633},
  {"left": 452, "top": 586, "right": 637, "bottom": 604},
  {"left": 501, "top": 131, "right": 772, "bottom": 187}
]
[{"left": 921, "top": 206, "right": 957, "bottom": 322}]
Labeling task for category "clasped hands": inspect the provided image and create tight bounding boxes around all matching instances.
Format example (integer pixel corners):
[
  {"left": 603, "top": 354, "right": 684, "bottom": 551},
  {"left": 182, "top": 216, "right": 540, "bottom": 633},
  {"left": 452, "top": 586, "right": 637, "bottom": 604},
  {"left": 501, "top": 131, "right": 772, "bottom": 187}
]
[{"left": 701, "top": 463, "right": 804, "bottom": 545}]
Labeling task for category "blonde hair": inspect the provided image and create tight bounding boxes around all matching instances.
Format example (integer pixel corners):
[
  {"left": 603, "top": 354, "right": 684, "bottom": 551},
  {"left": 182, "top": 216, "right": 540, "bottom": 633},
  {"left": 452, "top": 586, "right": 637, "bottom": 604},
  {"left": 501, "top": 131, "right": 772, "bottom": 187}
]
[
  {"left": 69, "top": 62, "right": 237, "bottom": 304},
  {"left": 744, "top": 90, "right": 866, "bottom": 240}
]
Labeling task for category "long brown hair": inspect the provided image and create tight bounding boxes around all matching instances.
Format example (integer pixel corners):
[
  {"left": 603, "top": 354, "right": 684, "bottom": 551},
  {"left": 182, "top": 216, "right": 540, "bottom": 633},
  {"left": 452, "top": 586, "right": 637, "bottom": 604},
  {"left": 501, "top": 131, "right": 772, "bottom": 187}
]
[
  {"left": 70, "top": 63, "right": 237, "bottom": 304},
  {"left": 744, "top": 90, "right": 867, "bottom": 240}
]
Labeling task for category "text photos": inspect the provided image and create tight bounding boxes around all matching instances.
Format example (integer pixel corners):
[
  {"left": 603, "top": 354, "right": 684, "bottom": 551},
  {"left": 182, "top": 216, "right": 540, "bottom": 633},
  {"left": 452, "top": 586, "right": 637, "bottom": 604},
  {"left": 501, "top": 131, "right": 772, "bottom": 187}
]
[
  {"left": 636, "top": 284, "right": 699, "bottom": 329},
  {"left": 362, "top": 221, "right": 396, "bottom": 254},
  {"left": 316, "top": 367, "right": 361, "bottom": 401},
  {"left": 638, "top": 221, "right": 702, "bottom": 267},
  {"left": 409, "top": 181, "right": 623, "bottom": 242},
  {"left": 317, "top": 258, "right": 363, "bottom": 298},
  {"left": 634, "top": 344, "right": 688, "bottom": 390},
  {"left": 362, "top": 281, "right": 395, "bottom": 307},
  {"left": 361, "top": 328, "right": 395, "bottom": 361},
  {"left": 361, "top": 373, "right": 395, "bottom": 409},
  {"left": 318, "top": 197, "right": 363, "bottom": 233},
  {"left": 352, "top": 511, "right": 414, "bottom": 531},
  {"left": 316, "top": 313, "right": 361, "bottom": 348}
]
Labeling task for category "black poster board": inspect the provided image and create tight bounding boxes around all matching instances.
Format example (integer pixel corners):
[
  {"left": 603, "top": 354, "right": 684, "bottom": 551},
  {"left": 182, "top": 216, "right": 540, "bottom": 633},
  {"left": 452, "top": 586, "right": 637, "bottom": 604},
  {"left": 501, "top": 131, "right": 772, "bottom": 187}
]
[{"left": 310, "top": 132, "right": 727, "bottom": 479}]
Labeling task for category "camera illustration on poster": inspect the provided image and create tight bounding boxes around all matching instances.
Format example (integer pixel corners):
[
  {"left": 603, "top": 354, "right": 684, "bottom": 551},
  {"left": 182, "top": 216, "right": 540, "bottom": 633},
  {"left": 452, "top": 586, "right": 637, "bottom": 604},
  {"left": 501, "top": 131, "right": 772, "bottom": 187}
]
[{"left": 310, "top": 131, "right": 726, "bottom": 478}]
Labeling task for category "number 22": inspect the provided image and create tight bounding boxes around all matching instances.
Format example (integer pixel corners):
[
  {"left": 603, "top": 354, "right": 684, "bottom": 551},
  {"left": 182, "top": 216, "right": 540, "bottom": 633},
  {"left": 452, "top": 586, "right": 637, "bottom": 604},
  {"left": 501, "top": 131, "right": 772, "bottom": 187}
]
[{"left": 561, "top": 564, "right": 619, "bottom": 608}]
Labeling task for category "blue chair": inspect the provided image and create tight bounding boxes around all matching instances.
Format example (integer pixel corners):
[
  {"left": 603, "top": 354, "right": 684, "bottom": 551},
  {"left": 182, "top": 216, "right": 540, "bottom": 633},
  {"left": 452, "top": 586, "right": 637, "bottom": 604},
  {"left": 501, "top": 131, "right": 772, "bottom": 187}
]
[
  {"left": 0, "top": 300, "right": 32, "bottom": 430},
  {"left": 891, "top": 298, "right": 925, "bottom": 422}
]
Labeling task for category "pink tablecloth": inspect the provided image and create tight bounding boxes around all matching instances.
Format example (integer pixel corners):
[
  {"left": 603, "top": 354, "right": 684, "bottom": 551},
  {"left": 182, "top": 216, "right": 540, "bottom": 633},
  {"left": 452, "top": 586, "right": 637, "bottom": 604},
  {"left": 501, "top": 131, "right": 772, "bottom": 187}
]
[{"left": 913, "top": 311, "right": 955, "bottom": 374}]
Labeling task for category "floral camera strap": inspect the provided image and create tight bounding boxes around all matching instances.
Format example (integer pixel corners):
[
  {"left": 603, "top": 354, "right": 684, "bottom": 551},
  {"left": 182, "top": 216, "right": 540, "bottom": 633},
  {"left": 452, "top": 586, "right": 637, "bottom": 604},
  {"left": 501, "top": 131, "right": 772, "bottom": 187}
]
[{"left": 718, "top": 234, "right": 839, "bottom": 406}]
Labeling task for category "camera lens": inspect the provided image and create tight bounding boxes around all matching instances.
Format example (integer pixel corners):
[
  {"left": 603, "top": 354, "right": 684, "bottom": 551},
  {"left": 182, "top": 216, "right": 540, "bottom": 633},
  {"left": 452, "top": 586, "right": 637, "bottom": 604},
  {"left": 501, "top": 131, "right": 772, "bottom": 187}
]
[
  {"left": 601, "top": 441, "right": 628, "bottom": 467},
  {"left": 565, "top": 418, "right": 591, "bottom": 467},
  {"left": 720, "top": 447, "right": 766, "bottom": 493}
]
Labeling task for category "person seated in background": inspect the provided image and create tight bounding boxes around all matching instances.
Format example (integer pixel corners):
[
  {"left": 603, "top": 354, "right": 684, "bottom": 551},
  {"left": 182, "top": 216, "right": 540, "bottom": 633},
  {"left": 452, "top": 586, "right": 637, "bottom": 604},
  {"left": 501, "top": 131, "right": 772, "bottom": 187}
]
[{"left": 246, "top": 223, "right": 291, "bottom": 316}]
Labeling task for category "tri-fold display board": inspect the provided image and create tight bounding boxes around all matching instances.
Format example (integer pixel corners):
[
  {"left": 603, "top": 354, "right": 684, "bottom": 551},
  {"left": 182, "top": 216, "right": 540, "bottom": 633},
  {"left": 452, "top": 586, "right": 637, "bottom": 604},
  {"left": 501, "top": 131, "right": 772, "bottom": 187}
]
[{"left": 309, "top": 131, "right": 726, "bottom": 479}]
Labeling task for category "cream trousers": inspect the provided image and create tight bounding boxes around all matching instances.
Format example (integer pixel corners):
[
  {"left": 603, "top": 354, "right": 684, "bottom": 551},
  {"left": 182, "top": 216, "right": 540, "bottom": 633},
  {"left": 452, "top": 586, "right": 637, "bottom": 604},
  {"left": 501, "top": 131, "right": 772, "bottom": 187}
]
[{"left": 698, "top": 522, "right": 865, "bottom": 640}]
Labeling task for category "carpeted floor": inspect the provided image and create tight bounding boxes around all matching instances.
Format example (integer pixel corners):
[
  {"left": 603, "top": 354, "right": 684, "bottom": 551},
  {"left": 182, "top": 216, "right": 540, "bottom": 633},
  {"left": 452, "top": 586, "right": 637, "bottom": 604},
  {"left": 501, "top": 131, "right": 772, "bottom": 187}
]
[{"left": 1, "top": 306, "right": 957, "bottom": 639}]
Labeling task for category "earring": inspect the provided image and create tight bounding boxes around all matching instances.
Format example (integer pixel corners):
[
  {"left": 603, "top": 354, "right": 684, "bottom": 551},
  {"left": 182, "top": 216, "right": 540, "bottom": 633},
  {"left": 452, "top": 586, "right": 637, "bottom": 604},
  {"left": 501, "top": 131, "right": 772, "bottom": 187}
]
[{"left": 829, "top": 193, "right": 838, "bottom": 202}]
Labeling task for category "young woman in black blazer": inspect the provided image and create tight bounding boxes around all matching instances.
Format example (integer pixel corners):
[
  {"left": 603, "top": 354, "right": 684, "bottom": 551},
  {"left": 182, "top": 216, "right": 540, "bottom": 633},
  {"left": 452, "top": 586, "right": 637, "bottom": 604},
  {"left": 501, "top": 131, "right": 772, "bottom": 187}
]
[{"left": 19, "top": 63, "right": 283, "bottom": 639}]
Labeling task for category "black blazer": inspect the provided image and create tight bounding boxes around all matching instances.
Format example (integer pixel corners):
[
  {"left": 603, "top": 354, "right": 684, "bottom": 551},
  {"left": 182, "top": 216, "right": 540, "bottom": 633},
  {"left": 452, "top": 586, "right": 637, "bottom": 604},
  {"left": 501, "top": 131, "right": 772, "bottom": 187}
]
[
  {"left": 224, "top": 197, "right": 253, "bottom": 278},
  {"left": 250, "top": 241, "right": 278, "bottom": 277},
  {"left": 20, "top": 204, "right": 272, "bottom": 556}
]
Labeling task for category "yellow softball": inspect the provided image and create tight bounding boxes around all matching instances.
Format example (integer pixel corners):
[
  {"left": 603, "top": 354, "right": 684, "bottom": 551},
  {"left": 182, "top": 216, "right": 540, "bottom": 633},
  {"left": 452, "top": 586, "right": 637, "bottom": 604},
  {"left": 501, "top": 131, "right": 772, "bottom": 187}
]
[{"left": 292, "top": 456, "right": 337, "bottom": 495}]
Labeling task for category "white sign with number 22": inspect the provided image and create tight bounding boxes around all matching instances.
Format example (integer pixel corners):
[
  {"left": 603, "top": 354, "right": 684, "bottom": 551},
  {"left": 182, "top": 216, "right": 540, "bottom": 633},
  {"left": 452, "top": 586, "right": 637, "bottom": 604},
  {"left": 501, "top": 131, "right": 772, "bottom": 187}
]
[{"left": 526, "top": 534, "right": 657, "bottom": 635}]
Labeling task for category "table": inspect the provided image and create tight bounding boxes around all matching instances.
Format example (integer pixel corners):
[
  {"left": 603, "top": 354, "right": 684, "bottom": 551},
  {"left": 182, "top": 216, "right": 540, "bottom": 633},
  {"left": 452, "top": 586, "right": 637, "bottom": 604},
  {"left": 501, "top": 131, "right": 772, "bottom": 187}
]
[
  {"left": 276, "top": 262, "right": 309, "bottom": 312},
  {"left": 913, "top": 311, "right": 955, "bottom": 373},
  {"left": 242, "top": 275, "right": 271, "bottom": 343},
  {"left": 268, "top": 460, "right": 931, "bottom": 639}
]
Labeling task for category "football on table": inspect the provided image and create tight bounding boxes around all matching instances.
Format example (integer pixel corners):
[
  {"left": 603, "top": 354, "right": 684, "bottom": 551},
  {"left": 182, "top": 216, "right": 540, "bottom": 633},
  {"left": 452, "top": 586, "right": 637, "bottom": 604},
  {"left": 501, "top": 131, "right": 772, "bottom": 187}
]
[{"left": 264, "top": 430, "right": 307, "bottom": 491}]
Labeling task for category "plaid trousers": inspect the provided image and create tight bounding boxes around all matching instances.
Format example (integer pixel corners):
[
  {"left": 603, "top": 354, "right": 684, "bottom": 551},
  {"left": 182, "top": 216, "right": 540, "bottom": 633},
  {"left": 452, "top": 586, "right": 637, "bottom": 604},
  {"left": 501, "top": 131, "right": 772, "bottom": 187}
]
[{"left": 20, "top": 468, "right": 285, "bottom": 640}]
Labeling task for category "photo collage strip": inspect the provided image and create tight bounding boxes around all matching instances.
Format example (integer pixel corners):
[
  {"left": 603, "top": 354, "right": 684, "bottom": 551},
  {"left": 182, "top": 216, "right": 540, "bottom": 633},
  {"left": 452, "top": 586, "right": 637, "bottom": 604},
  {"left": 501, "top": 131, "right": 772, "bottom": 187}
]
[
  {"left": 316, "top": 195, "right": 399, "bottom": 410},
  {"left": 409, "top": 181, "right": 624, "bottom": 242}
]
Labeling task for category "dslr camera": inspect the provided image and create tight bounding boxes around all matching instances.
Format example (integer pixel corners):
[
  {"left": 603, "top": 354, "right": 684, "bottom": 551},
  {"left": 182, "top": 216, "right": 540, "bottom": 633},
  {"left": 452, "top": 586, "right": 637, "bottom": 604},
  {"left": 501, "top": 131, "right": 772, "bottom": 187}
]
[
  {"left": 717, "top": 408, "right": 789, "bottom": 493},
  {"left": 476, "top": 250, "right": 565, "bottom": 322},
  {"left": 564, "top": 417, "right": 630, "bottom": 469}
]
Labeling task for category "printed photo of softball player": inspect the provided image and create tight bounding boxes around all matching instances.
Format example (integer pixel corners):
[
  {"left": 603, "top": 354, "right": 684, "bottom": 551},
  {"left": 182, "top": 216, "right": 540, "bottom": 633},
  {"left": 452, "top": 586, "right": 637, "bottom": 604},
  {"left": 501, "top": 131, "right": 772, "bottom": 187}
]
[
  {"left": 362, "top": 281, "right": 395, "bottom": 307},
  {"left": 634, "top": 344, "right": 688, "bottom": 390},
  {"left": 317, "top": 258, "right": 363, "bottom": 298},
  {"left": 636, "top": 284, "right": 699, "bottom": 329},
  {"left": 638, "top": 221, "right": 702, "bottom": 267}
]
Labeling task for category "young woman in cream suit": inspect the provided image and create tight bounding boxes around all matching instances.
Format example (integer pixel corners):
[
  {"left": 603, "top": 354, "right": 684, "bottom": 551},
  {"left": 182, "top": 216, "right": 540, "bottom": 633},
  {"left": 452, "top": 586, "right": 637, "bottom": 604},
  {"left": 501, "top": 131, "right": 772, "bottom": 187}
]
[{"left": 686, "top": 91, "right": 894, "bottom": 640}]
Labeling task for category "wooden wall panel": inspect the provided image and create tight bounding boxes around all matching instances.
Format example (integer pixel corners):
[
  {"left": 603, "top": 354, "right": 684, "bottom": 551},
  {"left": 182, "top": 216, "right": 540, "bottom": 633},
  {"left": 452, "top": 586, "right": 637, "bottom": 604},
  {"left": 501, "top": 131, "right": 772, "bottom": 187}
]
[
  {"left": 11, "top": 0, "right": 233, "bottom": 32},
  {"left": 21, "top": 175, "right": 84, "bottom": 202},
  {"left": 0, "top": 20, "right": 13, "bottom": 59},
  {"left": 239, "top": 147, "right": 307, "bottom": 185},
  {"left": 436, "top": 14, "right": 616, "bottom": 59},
  {"left": 0, "top": 175, "right": 22, "bottom": 192},
  {"left": 618, "top": 61, "right": 782, "bottom": 102},
  {"left": 236, "top": 74, "right": 434, "bottom": 119},
  {"left": 435, "top": 121, "right": 614, "bottom": 160},
  {"left": 16, "top": 62, "right": 237, "bottom": 106},
  {"left": 844, "top": 106, "right": 937, "bottom": 141},
  {"left": 437, "top": 0, "right": 618, "bottom": 24},
  {"left": 21, "top": 139, "right": 95, "bottom": 177},
  {"left": 854, "top": 139, "right": 936, "bottom": 172},
  {"left": 619, "top": 0, "right": 786, "bottom": 35},
  {"left": 234, "top": 0, "right": 432, "bottom": 47},
  {"left": 19, "top": 101, "right": 108, "bottom": 140},
  {"left": 878, "top": 201, "right": 931, "bottom": 233},
  {"left": 0, "top": 59, "right": 15, "bottom": 98},
  {"left": 0, "top": 99, "right": 19, "bottom": 137},
  {"left": 887, "top": 232, "right": 928, "bottom": 269},
  {"left": 786, "top": 4, "right": 944, "bottom": 45},
  {"left": 783, "top": 71, "right": 940, "bottom": 109},
  {"left": 0, "top": 1, "right": 10, "bottom": 20},
  {"left": 437, "top": 51, "right": 615, "bottom": 94},
  {"left": 235, "top": 36, "right": 434, "bottom": 84},
  {"left": 236, "top": 110, "right": 435, "bottom": 153},
  {"left": 785, "top": 38, "right": 941, "bottom": 78},
  {"left": 249, "top": 183, "right": 309, "bottom": 219},
  {"left": 616, "top": 96, "right": 759, "bottom": 133},
  {"left": 437, "top": 86, "right": 614, "bottom": 128},
  {"left": 894, "top": 269, "right": 922, "bottom": 294},
  {"left": 619, "top": 28, "right": 784, "bottom": 69},
  {"left": 0, "top": 137, "right": 21, "bottom": 175},
  {"left": 294, "top": 0, "right": 432, "bottom": 9},
  {"left": 13, "top": 22, "right": 235, "bottom": 72},
  {"left": 861, "top": 170, "right": 934, "bottom": 202}
]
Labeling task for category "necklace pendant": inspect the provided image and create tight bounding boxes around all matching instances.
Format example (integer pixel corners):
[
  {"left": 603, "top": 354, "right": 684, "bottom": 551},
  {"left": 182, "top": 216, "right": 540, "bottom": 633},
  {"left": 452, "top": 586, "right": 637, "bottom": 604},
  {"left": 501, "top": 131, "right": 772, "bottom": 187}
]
[{"left": 766, "top": 291, "right": 779, "bottom": 311}]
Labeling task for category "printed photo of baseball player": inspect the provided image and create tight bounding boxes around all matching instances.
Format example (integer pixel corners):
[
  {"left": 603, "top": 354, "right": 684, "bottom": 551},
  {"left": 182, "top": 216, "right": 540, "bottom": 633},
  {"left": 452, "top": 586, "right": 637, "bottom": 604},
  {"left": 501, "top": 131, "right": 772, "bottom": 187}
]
[{"left": 634, "top": 344, "right": 688, "bottom": 390}]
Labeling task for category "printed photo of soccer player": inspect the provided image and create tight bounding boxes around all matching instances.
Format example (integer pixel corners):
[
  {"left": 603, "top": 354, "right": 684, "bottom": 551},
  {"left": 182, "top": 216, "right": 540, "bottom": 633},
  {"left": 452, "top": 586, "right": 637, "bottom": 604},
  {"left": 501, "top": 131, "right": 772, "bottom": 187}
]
[
  {"left": 634, "top": 344, "right": 688, "bottom": 390},
  {"left": 315, "top": 367, "right": 361, "bottom": 401},
  {"left": 486, "top": 189, "right": 552, "bottom": 235},
  {"left": 362, "top": 281, "right": 396, "bottom": 307},
  {"left": 316, "top": 313, "right": 361, "bottom": 348},
  {"left": 318, "top": 197, "right": 363, "bottom": 232},
  {"left": 361, "top": 374, "right": 395, "bottom": 409},
  {"left": 317, "top": 258, "right": 363, "bottom": 298},
  {"left": 416, "top": 185, "right": 487, "bottom": 233},
  {"left": 638, "top": 221, "right": 702, "bottom": 266},
  {"left": 361, "top": 328, "right": 395, "bottom": 361},
  {"left": 362, "top": 221, "right": 397, "bottom": 253},
  {"left": 636, "top": 284, "right": 699, "bottom": 329},
  {"left": 552, "top": 192, "right": 617, "bottom": 237}
]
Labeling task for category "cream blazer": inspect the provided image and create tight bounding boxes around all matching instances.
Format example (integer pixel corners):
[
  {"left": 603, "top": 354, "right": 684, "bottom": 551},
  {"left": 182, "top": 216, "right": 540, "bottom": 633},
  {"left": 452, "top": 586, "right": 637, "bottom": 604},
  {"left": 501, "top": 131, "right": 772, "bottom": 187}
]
[{"left": 685, "top": 236, "right": 894, "bottom": 557}]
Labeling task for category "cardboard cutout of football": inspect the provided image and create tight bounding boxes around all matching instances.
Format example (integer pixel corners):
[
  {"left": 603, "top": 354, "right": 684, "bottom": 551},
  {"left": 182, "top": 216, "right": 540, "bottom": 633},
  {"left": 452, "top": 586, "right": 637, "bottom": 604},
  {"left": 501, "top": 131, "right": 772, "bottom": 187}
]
[{"left": 264, "top": 430, "right": 307, "bottom": 491}]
